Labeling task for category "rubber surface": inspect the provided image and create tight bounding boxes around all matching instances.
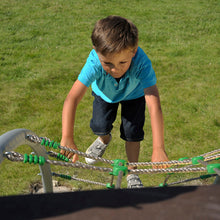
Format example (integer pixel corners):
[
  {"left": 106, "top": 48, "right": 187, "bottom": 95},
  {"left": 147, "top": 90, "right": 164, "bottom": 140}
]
[{"left": 0, "top": 185, "right": 219, "bottom": 220}]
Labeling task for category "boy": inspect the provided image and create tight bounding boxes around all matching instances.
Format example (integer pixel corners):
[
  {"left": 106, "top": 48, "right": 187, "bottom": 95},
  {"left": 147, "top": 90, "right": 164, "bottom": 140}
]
[{"left": 60, "top": 16, "right": 169, "bottom": 188}]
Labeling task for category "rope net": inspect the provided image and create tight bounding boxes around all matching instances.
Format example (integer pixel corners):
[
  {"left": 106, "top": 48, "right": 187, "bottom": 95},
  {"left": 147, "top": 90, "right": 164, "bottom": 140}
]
[{"left": 2, "top": 133, "right": 220, "bottom": 189}]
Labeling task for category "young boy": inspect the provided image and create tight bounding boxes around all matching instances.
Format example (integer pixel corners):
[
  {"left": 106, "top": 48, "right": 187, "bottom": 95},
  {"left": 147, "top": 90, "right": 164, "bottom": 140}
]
[{"left": 60, "top": 15, "right": 169, "bottom": 188}]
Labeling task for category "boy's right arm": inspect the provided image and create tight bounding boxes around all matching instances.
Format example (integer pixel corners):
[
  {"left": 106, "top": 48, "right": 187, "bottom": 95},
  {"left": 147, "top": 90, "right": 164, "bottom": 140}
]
[{"left": 60, "top": 80, "right": 88, "bottom": 162}]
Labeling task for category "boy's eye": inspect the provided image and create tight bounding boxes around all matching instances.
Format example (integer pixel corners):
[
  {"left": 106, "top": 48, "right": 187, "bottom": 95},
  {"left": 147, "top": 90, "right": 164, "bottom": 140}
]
[
  {"left": 104, "top": 62, "right": 112, "bottom": 65},
  {"left": 120, "top": 62, "right": 127, "bottom": 64}
]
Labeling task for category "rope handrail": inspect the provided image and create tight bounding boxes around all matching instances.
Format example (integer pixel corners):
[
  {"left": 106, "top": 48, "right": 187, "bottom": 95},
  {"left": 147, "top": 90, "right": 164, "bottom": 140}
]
[
  {"left": 5, "top": 150, "right": 219, "bottom": 175},
  {"left": 4, "top": 151, "right": 113, "bottom": 173},
  {"left": 26, "top": 134, "right": 220, "bottom": 167}
]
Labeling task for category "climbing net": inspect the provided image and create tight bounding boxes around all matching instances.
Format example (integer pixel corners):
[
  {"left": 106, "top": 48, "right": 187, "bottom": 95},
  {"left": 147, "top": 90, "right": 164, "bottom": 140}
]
[{"left": 3, "top": 132, "right": 220, "bottom": 190}]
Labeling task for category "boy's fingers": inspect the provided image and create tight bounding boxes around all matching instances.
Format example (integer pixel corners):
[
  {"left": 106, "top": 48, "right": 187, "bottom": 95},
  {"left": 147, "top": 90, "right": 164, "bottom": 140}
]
[
  {"left": 72, "top": 154, "right": 79, "bottom": 163},
  {"left": 60, "top": 149, "right": 65, "bottom": 155},
  {"left": 67, "top": 152, "right": 74, "bottom": 159},
  {"left": 152, "top": 163, "right": 170, "bottom": 169}
]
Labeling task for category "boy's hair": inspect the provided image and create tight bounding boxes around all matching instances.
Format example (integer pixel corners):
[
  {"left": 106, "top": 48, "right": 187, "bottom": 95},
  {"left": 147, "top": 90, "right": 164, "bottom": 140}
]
[{"left": 91, "top": 16, "right": 138, "bottom": 55}]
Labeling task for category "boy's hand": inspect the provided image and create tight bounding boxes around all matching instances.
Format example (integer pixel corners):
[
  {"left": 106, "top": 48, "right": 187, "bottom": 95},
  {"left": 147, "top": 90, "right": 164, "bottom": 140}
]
[
  {"left": 60, "top": 139, "right": 79, "bottom": 163},
  {"left": 151, "top": 149, "right": 169, "bottom": 169}
]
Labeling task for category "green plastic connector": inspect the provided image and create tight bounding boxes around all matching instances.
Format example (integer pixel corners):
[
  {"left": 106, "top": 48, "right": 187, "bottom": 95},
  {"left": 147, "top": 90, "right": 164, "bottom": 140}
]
[
  {"left": 207, "top": 163, "right": 220, "bottom": 174},
  {"left": 60, "top": 174, "right": 71, "bottom": 180},
  {"left": 45, "top": 140, "right": 49, "bottom": 146},
  {"left": 112, "top": 159, "right": 126, "bottom": 166},
  {"left": 192, "top": 156, "right": 204, "bottom": 165},
  {"left": 159, "top": 183, "right": 168, "bottom": 187},
  {"left": 106, "top": 183, "right": 115, "bottom": 189},
  {"left": 57, "top": 153, "right": 61, "bottom": 159},
  {"left": 29, "top": 154, "right": 33, "bottom": 164},
  {"left": 34, "top": 155, "right": 38, "bottom": 164},
  {"left": 23, "top": 154, "right": 45, "bottom": 165},
  {"left": 41, "top": 139, "right": 45, "bottom": 145},
  {"left": 49, "top": 140, "right": 54, "bottom": 148},
  {"left": 200, "top": 174, "right": 212, "bottom": 179},
  {"left": 23, "top": 154, "right": 28, "bottom": 163},
  {"left": 112, "top": 166, "right": 128, "bottom": 176},
  {"left": 39, "top": 156, "right": 45, "bottom": 165},
  {"left": 178, "top": 157, "right": 189, "bottom": 161},
  {"left": 53, "top": 142, "right": 59, "bottom": 149},
  {"left": 57, "top": 153, "right": 69, "bottom": 162},
  {"left": 109, "top": 159, "right": 128, "bottom": 176},
  {"left": 110, "top": 165, "right": 128, "bottom": 176}
]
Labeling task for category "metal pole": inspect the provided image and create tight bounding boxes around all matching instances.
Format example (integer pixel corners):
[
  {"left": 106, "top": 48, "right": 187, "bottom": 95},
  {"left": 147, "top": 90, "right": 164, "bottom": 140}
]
[{"left": 0, "top": 129, "right": 53, "bottom": 193}]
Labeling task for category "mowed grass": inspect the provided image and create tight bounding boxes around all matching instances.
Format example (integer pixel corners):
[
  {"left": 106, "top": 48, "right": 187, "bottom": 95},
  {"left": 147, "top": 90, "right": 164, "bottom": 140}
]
[{"left": 0, "top": 0, "right": 219, "bottom": 195}]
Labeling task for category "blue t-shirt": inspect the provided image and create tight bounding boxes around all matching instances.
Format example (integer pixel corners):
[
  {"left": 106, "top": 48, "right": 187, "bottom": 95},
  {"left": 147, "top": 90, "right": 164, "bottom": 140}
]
[{"left": 78, "top": 47, "right": 156, "bottom": 103}]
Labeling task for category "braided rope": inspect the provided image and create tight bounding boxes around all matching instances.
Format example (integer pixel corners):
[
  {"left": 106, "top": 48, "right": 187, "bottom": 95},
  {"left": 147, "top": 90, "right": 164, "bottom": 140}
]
[
  {"left": 128, "top": 151, "right": 220, "bottom": 167},
  {"left": 51, "top": 172, "right": 106, "bottom": 186},
  {"left": 4, "top": 151, "right": 112, "bottom": 173},
  {"left": 26, "top": 134, "right": 220, "bottom": 168},
  {"left": 26, "top": 135, "right": 114, "bottom": 164},
  {"left": 200, "top": 149, "right": 220, "bottom": 157},
  {"left": 130, "top": 166, "right": 207, "bottom": 174}
]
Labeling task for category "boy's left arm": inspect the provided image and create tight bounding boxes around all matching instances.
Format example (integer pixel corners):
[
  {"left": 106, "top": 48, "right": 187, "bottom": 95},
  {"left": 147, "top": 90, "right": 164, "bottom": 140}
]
[{"left": 144, "top": 85, "right": 169, "bottom": 168}]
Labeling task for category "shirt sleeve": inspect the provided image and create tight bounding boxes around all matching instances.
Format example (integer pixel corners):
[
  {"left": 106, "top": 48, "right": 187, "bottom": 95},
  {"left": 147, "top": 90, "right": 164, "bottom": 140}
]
[
  {"left": 78, "top": 50, "right": 100, "bottom": 87},
  {"left": 139, "top": 62, "right": 157, "bottom": 88},
  {"left": 135, "top": 48, "right": 157, "bottom": 89}
]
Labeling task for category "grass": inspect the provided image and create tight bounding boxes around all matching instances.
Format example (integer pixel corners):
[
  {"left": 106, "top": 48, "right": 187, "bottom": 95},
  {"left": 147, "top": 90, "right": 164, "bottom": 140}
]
[{"left": 0, "top": 0, "right": 219, "bottom": 195}]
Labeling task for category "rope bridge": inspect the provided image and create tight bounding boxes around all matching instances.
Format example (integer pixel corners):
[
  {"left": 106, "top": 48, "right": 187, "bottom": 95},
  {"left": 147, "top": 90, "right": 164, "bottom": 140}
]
[{"left": 1, "top": 129, "right": 219, "bottom": 193}]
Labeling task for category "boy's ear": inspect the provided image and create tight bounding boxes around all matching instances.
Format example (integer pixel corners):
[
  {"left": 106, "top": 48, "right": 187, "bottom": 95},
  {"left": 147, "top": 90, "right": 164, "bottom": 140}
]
[{"left": 132, "top": 47, "right": 138, "bottom": 57}]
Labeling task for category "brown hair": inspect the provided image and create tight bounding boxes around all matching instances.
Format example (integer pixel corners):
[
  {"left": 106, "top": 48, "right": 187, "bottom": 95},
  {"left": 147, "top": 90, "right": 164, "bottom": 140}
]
[{"left": 91, "top": 16, "right": 138, "bottom": 55}]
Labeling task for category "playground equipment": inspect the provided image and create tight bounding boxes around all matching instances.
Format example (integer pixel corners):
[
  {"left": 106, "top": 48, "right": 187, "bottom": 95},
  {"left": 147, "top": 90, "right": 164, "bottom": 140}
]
[{"left": 0, "top": 129, "right": 219, "bottom": 193}]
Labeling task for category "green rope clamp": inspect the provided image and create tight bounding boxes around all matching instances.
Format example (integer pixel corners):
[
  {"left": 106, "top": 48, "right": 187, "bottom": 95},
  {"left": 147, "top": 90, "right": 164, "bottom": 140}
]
[
  {"left": 45, "top": 140, "right": 49, "bottom": 147},
  {"left": 112, "top": 159, "right": 126, "bottom": 166},
  {"left": 49, "top": 141, "right": 54, "bottom": 148},
  {"left": 159, "top": 183, "right": 168, "bottom": 187},
  {"left": 191, "top": 156, "right": 204, "bottom": 165},
  {"left": 200, "top": 174, "right": 213, "bottom": 179},
  {"left": 39, "top": 156, "right": 45, "bottom": 165},
  {"left": 53, "top": 142, "right": 59, "bottom": 149},
  {"left": 60, "top": 174, "right": 71, "bottom": 180},
  {"left": 109, "top": 159, "right": 128, "bottom": 176},
  {"left": 106, "top": 183, "right": 115, "bottom": 189},
  {"left": 34, "top": 155, "right": 38, "bottom": 164},
  {"left": 23, "top": 154, "right": 45, "bottom": 165},
  {"left": 57, "top": 153, "right": 69, "bottom": 162},
  {"left": 41, "top": 138, "right": 59, "bottom": 150},
  {"left": 29, "top": 154, "right": 33, "bottom": 164},
  {"left": 23, "top": 154, "right": 28, "bottom": 163},
  {"left": 41, "top": 139, "right": 45, "bottom": 145},
  {"left": 207, "top": 163, "right": 220, "bottom": 174},
  {"left": 178, "top": 157, "right": 189, "bottom": 161}
]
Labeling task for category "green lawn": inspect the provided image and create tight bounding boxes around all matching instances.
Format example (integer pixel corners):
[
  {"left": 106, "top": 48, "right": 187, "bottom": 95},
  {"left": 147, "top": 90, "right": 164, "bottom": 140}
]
[{"left": 0, "top": 0, "right": 219, "bottom": 195}]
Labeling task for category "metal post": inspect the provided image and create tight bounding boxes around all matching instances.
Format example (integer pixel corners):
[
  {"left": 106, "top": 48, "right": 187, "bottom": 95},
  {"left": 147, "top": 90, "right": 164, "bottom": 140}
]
[{"left": 0, "top": 129, "right": 53, "bottom": 193}]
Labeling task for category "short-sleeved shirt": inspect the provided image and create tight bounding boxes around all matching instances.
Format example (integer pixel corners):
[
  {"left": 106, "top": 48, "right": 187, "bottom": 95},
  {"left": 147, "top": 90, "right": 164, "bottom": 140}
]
[{"left": 78, "top": 47, "right": 156, "bottom": 103}]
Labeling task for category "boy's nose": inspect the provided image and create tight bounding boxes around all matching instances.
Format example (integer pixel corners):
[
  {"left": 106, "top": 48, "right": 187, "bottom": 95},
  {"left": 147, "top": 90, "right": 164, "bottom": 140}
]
[{"left": 111, "top": 66, "right": 119, "bottom": 73}]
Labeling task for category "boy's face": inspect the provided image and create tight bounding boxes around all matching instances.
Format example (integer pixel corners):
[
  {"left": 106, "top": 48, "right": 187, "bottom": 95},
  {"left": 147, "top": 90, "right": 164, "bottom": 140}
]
[{"left": 97, "top": 48, "right": 137, "bottom": 79}]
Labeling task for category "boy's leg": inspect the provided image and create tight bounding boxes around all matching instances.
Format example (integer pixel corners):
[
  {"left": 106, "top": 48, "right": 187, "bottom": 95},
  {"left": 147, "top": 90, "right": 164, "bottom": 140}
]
[
  {"left": 126, "top": 141, "right": 143, "bottom": 188},
  {"left": 100, "top": 134, "right": 112, "bottom": 144},
  {"left": 85, "top": 92, "right": 118, "bottom": 164},
  {"left": 125, "top": 141, "right": 140, "bottom": 170},
  {"left": 120, "top": 97, "right": 145, "bottom": 188},
  {"left": 90, "top": 92, "right": 118, "bottom": 136}
]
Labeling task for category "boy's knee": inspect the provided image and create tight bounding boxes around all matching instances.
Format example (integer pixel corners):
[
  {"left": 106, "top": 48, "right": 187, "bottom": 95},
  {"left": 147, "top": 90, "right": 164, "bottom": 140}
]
[{"left": 90, "top": 119, "right": 112, "bottom": 135}]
